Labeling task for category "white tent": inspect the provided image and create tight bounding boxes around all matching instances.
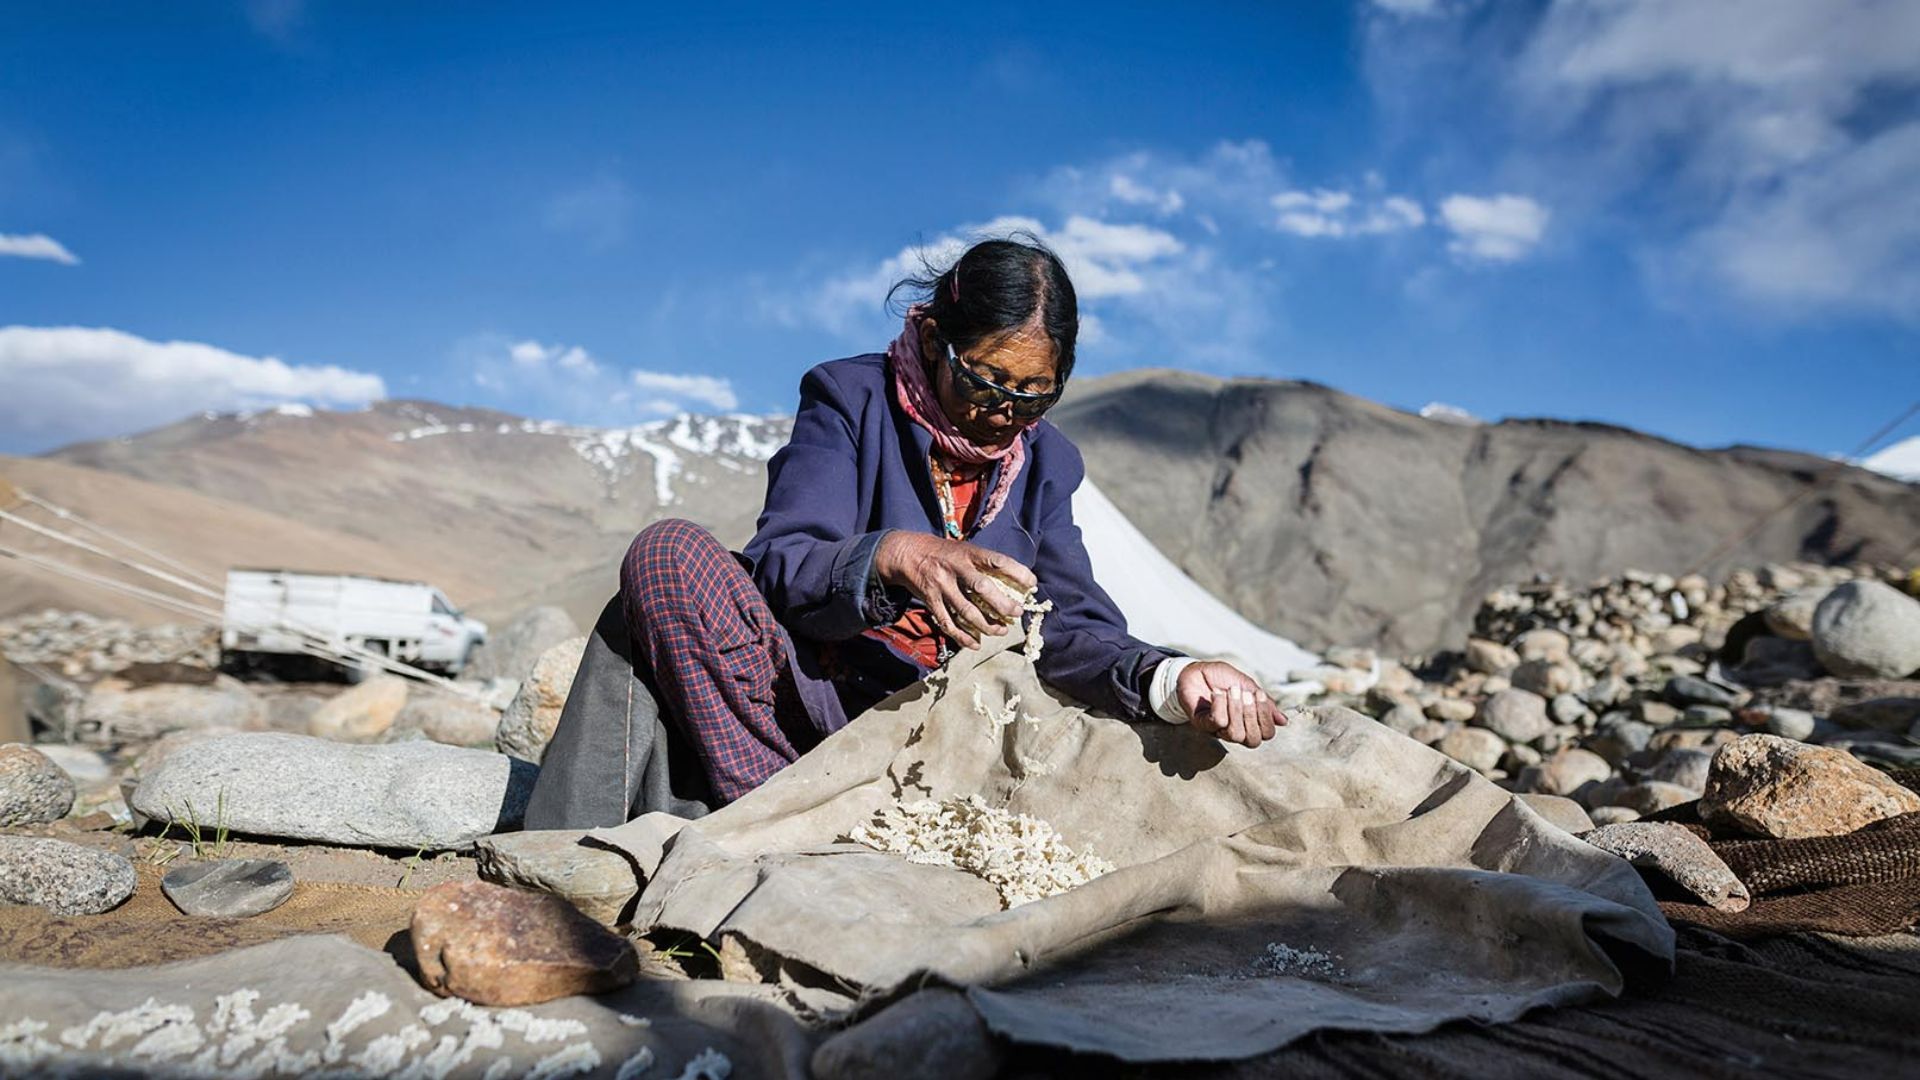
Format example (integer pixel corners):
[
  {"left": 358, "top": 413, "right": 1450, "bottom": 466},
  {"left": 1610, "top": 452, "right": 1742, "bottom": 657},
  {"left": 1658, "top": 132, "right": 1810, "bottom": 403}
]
[{"left": 1073, "top": 480, "right": 1319, "bottom": 691}]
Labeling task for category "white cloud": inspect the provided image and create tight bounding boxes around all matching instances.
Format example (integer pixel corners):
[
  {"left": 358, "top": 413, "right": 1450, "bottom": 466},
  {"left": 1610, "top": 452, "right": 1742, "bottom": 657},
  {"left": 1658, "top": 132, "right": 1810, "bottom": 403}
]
[
  {"left": 1109, "top": 174, "right": 1185, "bottom": 215},
  {"left": 509, "top": 339, "right": 598, "bottom": 374},
  {"left": 1438, "top": 194, "right": 1549, "bottom": 262},
  {"left": 629, "top": 369, "right": 738, "bottom": 411},
  {"left": 464, "top": 335, "right": 737, "bottom": 423},
  {"left": 542, "top": 175, "right": 635, "bottom": 250},
  {"left": 0, "top": 233, "right": 79, "bottom": 265},
  {"left": 1272, "top": 188, "right": 1426, "bottom": 238},
  {"left": 776, "top": 212, "right": 1186, "bottom": 338},
  {"left": 1034, "top": 140, "right": 1288, "bottom": 231},
  {"left": 0, "top": 325, "right": 384, "bottom": 451},
  {"left": 1369, "top": 0, "right": 1920, "bottom": 316},
  {"left": 1370, "top": 0, "right": 1441, "bottom": 14}
]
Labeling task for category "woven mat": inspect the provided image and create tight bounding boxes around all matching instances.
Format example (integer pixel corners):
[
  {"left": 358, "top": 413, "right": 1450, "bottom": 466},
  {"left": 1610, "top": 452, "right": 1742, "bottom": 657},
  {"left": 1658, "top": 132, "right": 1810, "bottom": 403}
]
[
  {"left": 0, "top": 863, "right": 422, "bottom": 969},
  {"left": 1065, "top": 928, "right": 1920, "bottom": 1080},
  {"left": 1644, "top": 770, "right": 1920, "bottom": 940}
]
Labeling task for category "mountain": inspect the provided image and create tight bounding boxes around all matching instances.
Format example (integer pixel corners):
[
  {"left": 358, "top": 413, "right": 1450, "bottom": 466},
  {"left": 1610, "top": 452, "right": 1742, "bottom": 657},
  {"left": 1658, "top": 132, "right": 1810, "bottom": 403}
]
[
  {"left": 47, "top": 401, "right": 789, "bottom": 628},
  {"left": 0, "top": 454, "right": 485, "bottom": 625},
  {"left": 28, "top": 377, "right": 1920, "bottom": 656},
  {"left": 1046, "top": 369, "right": 1920, "bottom": 653}
]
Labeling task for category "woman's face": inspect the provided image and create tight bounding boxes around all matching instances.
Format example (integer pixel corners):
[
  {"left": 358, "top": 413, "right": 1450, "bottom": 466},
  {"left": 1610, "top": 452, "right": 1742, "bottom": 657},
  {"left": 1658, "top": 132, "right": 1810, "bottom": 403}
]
[{"left": 918, "top": 318, "right": 1058, "bottom": 447}]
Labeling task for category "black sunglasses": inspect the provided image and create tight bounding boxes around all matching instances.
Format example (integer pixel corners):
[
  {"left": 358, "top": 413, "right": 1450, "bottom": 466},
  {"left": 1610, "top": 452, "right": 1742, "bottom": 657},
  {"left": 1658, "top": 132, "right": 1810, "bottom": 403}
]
[{"left": 944, "top": 344, "right": 1063, "bottom": 420}]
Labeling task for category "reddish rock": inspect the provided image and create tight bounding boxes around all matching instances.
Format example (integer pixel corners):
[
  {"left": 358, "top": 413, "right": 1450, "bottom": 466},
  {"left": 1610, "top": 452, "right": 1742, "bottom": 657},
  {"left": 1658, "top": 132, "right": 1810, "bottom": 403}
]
[
  {"left": 1700, "top": 734, "right": 1920, "bottom": 840},
  {"left": 410, "top": 880, "right": 637, "bottom": 1006}
]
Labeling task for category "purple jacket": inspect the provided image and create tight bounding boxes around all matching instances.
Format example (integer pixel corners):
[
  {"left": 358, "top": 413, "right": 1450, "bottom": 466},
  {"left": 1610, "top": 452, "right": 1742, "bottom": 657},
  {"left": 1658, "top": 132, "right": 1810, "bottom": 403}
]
[{"left": 742, "top": 353, "right": 1178, "bottom": 735}]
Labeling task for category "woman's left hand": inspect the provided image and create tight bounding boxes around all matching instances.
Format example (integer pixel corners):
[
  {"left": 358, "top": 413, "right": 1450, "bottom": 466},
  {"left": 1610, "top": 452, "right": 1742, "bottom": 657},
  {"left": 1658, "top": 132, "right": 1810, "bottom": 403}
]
[{"left": 1176, "top": 661, "right": 1286, "bottom": 748}]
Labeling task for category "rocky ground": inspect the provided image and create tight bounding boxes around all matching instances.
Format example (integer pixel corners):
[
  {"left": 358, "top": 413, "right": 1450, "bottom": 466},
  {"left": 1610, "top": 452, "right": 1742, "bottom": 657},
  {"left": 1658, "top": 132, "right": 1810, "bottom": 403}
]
[
  {"left": 1291, "top": 561, "right": 1920, "bottom": 827},
  {"left": 1, "top": 567, "right": 1916, "bottom": 1075}
]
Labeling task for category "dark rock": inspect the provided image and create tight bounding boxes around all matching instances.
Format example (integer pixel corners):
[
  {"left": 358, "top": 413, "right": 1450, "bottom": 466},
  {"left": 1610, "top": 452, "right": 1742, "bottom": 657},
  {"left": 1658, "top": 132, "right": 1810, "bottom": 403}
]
[
  {"left": 1585, "top": 714, "right": 1654, "bottom": 766},
  {"left": 1665, "top": 675, "right": 1745, "bottom": 710},
  {"left": 1680, "top": 705, "right": 1733, "bottom": 727},
  {"left": 1827, "top": 697, "right": 1920, "bottom": 732},
  {"left": 161, "top": 858, "right": 295, "bottom": 918}
]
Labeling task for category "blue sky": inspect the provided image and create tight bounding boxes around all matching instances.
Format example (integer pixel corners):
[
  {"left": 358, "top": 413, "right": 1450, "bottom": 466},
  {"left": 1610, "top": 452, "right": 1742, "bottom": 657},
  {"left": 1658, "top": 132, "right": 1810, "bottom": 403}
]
[{"left": 1, "top": 1, "right": 1915, "bottom": 459}]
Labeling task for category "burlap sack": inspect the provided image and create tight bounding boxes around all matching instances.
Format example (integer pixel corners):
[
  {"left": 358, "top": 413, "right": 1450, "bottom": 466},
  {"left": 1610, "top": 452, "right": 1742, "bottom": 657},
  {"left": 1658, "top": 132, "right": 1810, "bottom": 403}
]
[{"left": 594, "top": 639, "right": 1673, "bottom": 1062}]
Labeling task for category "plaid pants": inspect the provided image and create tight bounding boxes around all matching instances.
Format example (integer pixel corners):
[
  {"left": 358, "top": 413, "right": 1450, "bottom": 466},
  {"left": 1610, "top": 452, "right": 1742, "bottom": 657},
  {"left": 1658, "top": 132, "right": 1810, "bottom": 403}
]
[{"left": 620, "top": 518, "right": 818, "bottom": 804}]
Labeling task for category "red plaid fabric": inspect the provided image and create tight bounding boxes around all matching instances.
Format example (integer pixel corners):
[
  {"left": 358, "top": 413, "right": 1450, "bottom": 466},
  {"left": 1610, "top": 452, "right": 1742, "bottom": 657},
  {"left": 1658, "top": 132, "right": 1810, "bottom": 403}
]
[{"left": 621, "top": 518, "right": 817, "bottom": 804}]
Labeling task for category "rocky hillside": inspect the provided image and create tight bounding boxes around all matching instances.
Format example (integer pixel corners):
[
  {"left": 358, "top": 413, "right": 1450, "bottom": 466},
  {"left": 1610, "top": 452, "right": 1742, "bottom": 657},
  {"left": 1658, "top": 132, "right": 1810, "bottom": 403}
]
[
  {"left": 1048, "top": 370, "right": 1920, "bottom": 654},
  {"left": 0, "top": 454, "right": 489, "bottom": 626}
]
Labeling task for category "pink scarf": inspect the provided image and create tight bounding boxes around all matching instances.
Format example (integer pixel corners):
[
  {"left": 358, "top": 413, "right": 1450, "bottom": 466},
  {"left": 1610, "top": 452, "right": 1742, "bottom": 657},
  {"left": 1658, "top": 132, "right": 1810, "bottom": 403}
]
[{"left": 885, "top": 304, "right": 1031, "bottom": 534}]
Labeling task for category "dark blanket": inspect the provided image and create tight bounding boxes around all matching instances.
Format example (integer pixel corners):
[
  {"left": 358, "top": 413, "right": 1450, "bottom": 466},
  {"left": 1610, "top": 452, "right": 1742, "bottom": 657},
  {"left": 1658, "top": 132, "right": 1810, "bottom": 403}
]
[{"left": 522, "top": 596, "right": 714, "bottom": 829}]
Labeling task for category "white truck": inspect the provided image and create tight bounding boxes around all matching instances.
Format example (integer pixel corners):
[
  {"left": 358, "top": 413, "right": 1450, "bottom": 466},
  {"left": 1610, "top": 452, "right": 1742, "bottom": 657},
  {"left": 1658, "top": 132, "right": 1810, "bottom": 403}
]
[{"left": 221, "top": 570, "right": 488, "bottom": 677}]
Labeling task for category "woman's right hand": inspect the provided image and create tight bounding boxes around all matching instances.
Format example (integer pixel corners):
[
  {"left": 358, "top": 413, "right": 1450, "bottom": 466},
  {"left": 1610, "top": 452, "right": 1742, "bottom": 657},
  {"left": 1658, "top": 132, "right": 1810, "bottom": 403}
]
[{"left": 873, "top": 531, "right": 1038, "bottom": 650}]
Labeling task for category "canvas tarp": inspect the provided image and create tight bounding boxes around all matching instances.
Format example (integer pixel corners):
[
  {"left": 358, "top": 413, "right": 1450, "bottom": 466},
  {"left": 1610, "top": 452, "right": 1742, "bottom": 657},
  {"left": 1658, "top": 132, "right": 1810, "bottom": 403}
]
[{"left": 593, "top": 638, "right": 1675, "bottom": 1063}]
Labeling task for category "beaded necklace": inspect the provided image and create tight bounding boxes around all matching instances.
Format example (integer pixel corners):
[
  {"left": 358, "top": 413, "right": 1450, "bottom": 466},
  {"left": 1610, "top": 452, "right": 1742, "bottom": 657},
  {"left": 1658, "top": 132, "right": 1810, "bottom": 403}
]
[{"left": 930, "top": 455, "right": 982, "bottom": 540}]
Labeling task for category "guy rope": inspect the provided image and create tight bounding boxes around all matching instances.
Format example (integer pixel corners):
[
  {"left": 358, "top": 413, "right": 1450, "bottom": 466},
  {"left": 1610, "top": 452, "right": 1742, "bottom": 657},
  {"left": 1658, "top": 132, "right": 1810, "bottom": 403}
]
[{"left": 0, "top": 472, "right": 484, "bottom": 700}]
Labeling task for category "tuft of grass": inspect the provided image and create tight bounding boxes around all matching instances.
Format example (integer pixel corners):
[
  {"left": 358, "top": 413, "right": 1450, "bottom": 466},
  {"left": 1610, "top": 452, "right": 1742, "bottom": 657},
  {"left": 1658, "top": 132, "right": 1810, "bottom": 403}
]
[
  {"left": 171, "top": 789, "right": 232, "bottom": 860},
  {"left": 139, "top": 819, "right": 182, "bottom": 867},
  {"left": 397, "top": 845, "right": 429, "bottom": 889}
]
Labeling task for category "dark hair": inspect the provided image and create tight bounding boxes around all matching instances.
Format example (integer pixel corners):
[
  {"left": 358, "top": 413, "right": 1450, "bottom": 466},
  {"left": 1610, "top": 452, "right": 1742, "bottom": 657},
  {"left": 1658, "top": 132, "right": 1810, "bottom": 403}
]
[{"left": 886, "top": 233, "right": 1079, "bottom": 386}]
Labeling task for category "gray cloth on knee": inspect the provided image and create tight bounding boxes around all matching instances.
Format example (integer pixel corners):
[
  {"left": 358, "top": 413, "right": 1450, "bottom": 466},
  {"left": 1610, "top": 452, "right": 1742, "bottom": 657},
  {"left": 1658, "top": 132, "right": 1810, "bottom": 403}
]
[{"left": 524, "top": 596, "right": 713, "bottom": 829}]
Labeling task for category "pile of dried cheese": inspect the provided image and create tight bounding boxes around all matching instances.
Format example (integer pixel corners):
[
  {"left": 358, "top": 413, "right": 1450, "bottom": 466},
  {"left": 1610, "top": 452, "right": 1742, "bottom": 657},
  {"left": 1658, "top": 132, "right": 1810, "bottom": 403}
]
[{"left": 847, "top": 794, "right": 1114, "bottom": 908}]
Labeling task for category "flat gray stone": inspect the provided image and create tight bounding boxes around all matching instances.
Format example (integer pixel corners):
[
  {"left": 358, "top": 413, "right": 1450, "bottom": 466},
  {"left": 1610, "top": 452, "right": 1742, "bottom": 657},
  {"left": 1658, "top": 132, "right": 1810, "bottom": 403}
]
[
  {"left": 131, "top": 732, "right": 537, "bottom": 850},
  {"left": 0, "top": 836, "right": 136, "bottom": 915},
  {"left": 474, "top": 830, "right": 640, "bottom": 926},
  {"left": 162, "top": 858, "right": 295, "bottom": 918}
]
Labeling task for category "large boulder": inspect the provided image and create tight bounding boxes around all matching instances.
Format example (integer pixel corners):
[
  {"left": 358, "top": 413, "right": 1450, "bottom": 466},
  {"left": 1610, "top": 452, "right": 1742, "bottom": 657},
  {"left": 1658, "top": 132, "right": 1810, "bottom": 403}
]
[
  {"left": 463, "top": 606, "right": 581, "bottom": 683},
  {"left": 0, "top": 744, "right": 75, "bottom": 825},
  {"left": 1810, "top": 580, "right": 1920, "bottom": 679},
  {"left": 1700, "top": 733, "right": 1920, "bottom": 839},
  {"left": 131, "top": 732, "right": 536, "bottom": 850},
  {"left": 308, "top": 675, "right": 410, "bottom": 741},
  {"left": 0, "top": 836, "right": 136, "bottom": 915},
  {"left": 74, "top": 677, "right": 263, "bottom": 743},
  {"left": 495, "top": 636, "right": 586, "bottom": 764}
]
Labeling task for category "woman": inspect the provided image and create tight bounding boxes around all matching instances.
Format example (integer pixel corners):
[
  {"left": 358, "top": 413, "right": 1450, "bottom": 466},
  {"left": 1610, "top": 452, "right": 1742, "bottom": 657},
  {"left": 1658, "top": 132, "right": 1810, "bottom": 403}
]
[{"left": 525, "top": 237, "right": 1283, "bottom": 824}]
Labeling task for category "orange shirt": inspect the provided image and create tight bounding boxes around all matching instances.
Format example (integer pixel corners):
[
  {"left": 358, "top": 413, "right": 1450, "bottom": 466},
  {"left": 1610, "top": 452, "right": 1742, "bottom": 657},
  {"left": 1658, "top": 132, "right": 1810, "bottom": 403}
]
[{"left": 863, "top": 459, "right": 987, "bottom": 668}]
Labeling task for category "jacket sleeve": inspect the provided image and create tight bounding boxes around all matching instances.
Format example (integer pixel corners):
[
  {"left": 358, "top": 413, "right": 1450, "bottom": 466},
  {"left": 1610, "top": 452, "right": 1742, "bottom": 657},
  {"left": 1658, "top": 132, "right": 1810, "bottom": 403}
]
[
  {"left": 742, "top": 365, "right": 901, "bottom": 642},
  {"left": 1029, "top": 438, "right": 1181, "bottom": 721}
]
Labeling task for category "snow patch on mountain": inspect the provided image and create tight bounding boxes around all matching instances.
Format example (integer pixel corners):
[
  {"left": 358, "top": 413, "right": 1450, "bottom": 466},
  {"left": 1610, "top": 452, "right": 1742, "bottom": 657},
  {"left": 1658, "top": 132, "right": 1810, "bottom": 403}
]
[
  {"left": 1860, "top": 435, "right": 1920, "bottom": 483},
  {"left": 387, "top": 411, "right": 791, "bottom": 502}
]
